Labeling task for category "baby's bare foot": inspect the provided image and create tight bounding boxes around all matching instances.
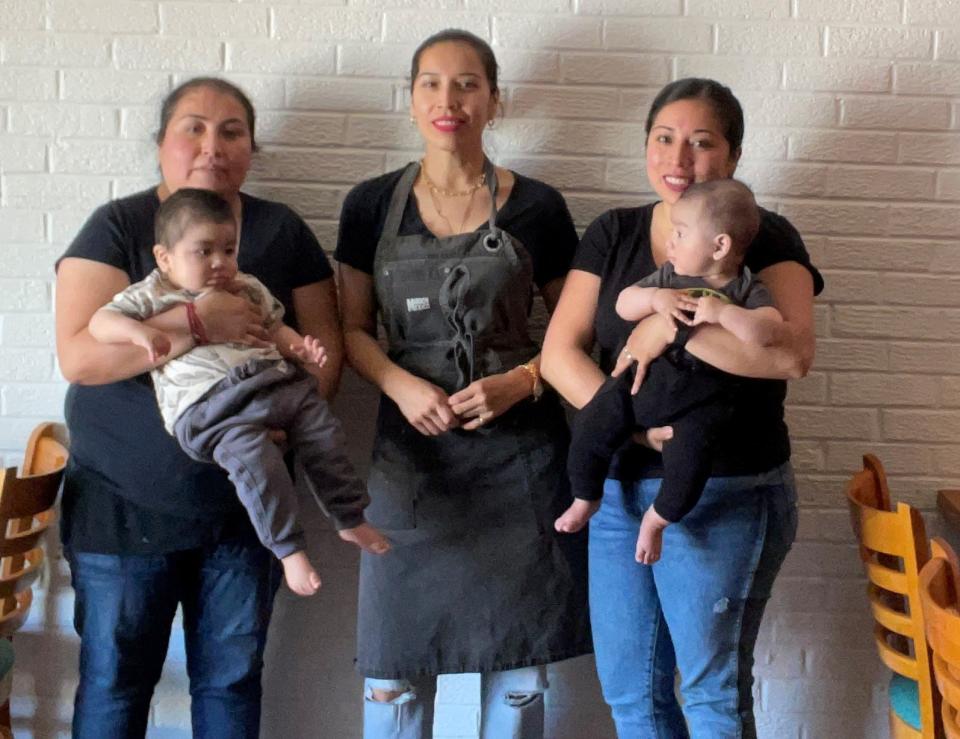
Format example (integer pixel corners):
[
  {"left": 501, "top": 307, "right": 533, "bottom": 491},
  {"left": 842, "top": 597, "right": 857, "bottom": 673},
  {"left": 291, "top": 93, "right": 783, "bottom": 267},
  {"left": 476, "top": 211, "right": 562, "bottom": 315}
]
[
  {"left": 338, "top": 522, "right": 391, "bottom": 555},
  {"left": 554, "top": 499, "right": 601, "bottom": 533},
  {"left": 281, "top": 551, "right": 322, "bottom": 596}
]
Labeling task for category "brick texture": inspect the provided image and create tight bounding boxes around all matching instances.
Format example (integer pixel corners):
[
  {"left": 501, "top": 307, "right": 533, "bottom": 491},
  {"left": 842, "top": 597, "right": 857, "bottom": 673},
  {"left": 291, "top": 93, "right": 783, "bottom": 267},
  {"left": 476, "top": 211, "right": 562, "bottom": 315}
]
[{"left": 2, "top": 3, "right": 960, "bottom": 739}]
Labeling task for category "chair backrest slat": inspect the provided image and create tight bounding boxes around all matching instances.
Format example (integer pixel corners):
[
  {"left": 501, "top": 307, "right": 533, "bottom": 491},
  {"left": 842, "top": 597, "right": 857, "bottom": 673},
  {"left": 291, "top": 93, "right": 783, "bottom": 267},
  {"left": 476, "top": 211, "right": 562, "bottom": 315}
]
[
  {"left": 872, "top": 596, "right": 919, "bottom": 639},
  {"left": 0, "top": 472, "right": 63, "bottom": 520},
  {"left": 876, "top": 632, "right": 921, "bottom": 680},
  {"left": 866, "top": 560, "right": 909, "bottom": 594}
]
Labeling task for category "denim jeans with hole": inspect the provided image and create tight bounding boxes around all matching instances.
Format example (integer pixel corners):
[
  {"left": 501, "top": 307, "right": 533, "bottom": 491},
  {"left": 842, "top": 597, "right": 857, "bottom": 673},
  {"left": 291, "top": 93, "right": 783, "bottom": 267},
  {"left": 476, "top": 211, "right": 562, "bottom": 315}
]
[
  {"left": 363, "top": 665, "right": 548, "bottom": 739},
  {"left": 67, "top": 541, "right": 280, "bottom": 739},
  {"left": 588, "top": 463, "right": 798, "bottom": 739}
]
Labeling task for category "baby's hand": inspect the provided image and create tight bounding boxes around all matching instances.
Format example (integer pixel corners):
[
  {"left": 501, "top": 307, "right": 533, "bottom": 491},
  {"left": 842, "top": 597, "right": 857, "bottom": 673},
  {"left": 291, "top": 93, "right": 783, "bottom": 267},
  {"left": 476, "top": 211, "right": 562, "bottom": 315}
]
[
  {"left": 636, "top": 506, "right": 670, "bottom": 565},
  {"left": 133, "top": 326, "right": 172, "bottom": 363},
  {"left": 290, "top": 334, "right": 328, "bottom": 367},
  {"left": 651, "top": 289, "right": 698, "bottom": 326},
  {"left": 693, "top": 295, "right": 724, "bottom": 326}
]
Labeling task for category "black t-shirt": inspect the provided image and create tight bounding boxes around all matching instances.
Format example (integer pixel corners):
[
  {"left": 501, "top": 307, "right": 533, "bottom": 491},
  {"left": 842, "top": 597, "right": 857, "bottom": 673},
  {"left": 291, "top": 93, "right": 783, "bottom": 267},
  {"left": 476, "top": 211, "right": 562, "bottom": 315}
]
[
  {"left": 334, "top": 166, "right": 577, "bottom": 288},
  {"left": 58, "top": 188, "right": 333, "bottom": 554},
  {"left": 574, "top": 203, "right": 824, "bottom": 480}
]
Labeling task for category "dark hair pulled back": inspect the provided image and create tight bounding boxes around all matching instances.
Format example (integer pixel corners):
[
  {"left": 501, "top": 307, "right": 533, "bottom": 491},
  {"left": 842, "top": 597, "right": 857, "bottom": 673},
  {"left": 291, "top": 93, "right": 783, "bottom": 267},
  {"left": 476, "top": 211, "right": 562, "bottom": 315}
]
[
  {"left": 156, "top": 77, "right": 259, "bottom": 152},
  {"left": 645, "top": 78, "right": 744, "bottom": 153},
  {"left": 410, "top": 29, "right": 499, "bottom": 94}
]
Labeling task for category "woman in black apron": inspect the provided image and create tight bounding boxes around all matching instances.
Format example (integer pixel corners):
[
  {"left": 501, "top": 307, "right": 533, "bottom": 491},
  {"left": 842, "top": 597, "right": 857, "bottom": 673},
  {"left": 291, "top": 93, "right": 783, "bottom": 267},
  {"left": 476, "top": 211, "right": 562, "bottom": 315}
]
[{"left": 336, "top": 29, "right": 591, "bottom": 739}]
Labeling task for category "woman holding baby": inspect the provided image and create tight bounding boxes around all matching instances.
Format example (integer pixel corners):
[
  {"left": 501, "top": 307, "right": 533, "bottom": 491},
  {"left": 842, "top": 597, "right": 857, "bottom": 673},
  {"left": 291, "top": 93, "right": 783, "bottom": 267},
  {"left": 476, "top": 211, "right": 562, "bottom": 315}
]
[
  {"left": 542, "top": 78, "right": 823, "bottom": 737},
  {"left": 55, "top": 77, "right": 341, "bottom": 738}
]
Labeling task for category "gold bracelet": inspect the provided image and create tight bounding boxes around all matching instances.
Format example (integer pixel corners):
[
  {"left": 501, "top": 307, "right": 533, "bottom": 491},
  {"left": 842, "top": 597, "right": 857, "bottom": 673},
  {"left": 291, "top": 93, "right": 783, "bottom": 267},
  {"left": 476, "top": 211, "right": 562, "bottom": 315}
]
[{"left": 518, "top": 361, "right": 543, "bottom": 401}]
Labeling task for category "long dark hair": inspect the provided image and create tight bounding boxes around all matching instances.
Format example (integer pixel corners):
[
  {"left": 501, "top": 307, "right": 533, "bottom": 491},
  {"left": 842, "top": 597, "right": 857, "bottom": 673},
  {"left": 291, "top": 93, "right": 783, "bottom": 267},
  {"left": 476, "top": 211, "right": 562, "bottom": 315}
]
[
  {"left": 156, "top": 77, "right": 259, "bottom": 152},
  {"left": 645, "top": 78, "right": 744, "bottom": 154}
]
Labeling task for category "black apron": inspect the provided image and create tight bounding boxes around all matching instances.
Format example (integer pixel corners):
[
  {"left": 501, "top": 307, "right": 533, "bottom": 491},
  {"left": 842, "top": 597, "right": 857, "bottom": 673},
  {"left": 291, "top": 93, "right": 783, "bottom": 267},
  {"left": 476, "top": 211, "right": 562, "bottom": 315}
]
[{"left": 356, "top": 161, "right": 591, "bottom": 678}]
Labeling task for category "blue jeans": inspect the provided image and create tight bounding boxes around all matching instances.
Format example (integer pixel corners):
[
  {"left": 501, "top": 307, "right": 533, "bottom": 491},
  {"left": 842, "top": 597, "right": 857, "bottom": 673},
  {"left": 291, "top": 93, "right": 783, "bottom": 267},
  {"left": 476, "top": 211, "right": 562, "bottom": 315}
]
[
  {"left": 67, "top": 541, "right": 281, "bottom": 739},
  {"left": 589, "top": 463, "right": 798, "bottom": 739},
  {"left": 363, "top": 665, "right": 548, "bottom": 739}
]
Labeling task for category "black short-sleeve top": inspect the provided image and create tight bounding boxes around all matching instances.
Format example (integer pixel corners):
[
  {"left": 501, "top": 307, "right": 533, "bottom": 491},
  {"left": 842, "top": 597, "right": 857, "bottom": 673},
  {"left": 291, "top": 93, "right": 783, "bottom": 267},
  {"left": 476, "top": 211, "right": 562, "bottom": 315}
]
[
  {"left": 57, "top": 188, "right": 333, "bottom": 554},
  {"left": 573, "top": 203, "right": 824, "bottom": 480},
  {"left": 334, "top": 166, "right": 578, "bottom": 290}
]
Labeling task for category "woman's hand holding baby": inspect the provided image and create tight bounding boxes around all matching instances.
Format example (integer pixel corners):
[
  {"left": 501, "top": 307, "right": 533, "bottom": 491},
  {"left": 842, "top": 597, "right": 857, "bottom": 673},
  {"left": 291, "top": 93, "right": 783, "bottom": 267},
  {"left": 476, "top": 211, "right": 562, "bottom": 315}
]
[
  {"left": 612, "top": 313, "right": 677, "bottom": 394},
  {"left": 195, "top": 289, "right": 270, "bottom": 347}
]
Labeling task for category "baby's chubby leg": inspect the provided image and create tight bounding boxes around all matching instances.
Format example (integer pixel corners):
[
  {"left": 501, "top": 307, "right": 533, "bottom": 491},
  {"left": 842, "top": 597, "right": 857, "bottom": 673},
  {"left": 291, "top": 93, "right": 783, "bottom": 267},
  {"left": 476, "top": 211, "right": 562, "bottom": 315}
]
[
  {"left": 554, "top": 498, "right": 602, "bottom": 533},
  {"left": 338, "top": 522, "right": 391, "bottom": 555},
  {"left": 284, "top": 389, "right": 391, "bottom": 558},
  {"left": 282, "top": 551, "right": 322, "bottom": 596}
]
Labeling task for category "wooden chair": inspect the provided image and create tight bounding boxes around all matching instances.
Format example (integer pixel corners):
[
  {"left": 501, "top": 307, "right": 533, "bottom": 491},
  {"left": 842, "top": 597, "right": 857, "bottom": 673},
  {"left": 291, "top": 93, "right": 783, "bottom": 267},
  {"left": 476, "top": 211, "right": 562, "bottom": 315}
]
[
  {"left": 919, "top": 539, "right": 960, "bottom": 739},
  {"left": 0, "top": 422, "right": 68, "bottom": 736},
  {"left": 846, "top": 454, "right": 941, "bottom": 738}
]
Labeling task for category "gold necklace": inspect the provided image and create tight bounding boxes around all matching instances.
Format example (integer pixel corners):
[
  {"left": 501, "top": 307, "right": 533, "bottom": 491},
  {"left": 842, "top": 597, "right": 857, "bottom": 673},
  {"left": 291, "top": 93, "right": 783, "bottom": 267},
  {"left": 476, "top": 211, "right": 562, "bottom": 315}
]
[
  {"left": 420, "top": 159, "right": 486, "bottom": 197},
  {"left": 427, "top": 181, "right": 479, "bottom": 236}
]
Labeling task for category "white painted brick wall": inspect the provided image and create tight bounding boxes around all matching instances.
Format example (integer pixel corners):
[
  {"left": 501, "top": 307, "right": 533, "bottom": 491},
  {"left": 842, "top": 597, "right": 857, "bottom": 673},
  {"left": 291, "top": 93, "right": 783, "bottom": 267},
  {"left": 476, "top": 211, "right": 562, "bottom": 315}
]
[{"left": 2, "top": 1, "right": 959, "bottom": 738}]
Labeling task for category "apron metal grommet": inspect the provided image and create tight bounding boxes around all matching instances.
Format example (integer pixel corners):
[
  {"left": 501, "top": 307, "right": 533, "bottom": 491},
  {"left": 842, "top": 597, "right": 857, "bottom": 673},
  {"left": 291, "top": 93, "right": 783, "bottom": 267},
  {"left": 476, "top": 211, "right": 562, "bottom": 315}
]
[{"left": 483, "top": 234, "right": 501, "bottom": 252}]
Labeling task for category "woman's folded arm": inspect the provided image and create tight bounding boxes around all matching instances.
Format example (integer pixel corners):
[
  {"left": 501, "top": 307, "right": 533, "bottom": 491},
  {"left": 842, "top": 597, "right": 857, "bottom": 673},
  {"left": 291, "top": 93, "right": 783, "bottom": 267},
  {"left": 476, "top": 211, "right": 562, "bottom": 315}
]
[{"left": 685, "top": 261, "right": 815, "bottom": 380}]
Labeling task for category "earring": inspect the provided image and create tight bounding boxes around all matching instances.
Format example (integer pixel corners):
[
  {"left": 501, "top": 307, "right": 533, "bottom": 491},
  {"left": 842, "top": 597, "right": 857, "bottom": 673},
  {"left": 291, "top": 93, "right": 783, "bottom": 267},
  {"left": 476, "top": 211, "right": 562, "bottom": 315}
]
[
  {"left": 410, "top": 116, "right": 416, "bottom": 124},
  {"left": 487, "top": 119, "right": 496, "bottom": 129}
]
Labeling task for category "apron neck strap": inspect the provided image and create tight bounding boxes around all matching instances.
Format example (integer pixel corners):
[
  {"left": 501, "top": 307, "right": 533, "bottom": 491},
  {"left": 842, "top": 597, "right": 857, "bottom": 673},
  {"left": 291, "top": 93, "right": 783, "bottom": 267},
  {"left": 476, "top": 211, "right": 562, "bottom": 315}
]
[
  {"left": 382, "top": 162, "right": 420, "bottom": 241},
  {"left": 484, "top": 158, "right": 498, "bottom": 233}
]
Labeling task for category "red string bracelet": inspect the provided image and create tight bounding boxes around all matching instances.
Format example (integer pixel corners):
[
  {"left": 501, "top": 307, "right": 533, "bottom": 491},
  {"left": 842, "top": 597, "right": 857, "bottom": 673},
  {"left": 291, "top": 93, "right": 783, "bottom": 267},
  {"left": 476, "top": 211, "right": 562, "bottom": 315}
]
[{"left": 185, "top": 302, "right": 209, "bottom": 346}]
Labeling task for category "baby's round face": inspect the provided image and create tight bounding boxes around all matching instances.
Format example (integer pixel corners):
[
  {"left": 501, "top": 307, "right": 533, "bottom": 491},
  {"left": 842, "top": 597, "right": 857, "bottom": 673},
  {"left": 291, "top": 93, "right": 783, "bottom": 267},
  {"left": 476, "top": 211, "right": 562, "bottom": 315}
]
[
  {"left": 156, "top": 220, "right": 238, "bottom": 292},
  {"left": 666, "top": 198, "right": 719, "bottom": 277}
]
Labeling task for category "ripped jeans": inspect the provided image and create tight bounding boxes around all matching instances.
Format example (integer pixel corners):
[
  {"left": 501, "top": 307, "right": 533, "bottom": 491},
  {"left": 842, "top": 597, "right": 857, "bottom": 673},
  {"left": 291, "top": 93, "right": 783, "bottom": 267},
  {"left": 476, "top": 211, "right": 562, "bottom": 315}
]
[
  {"left": 589, "top": 463, "right": 798, "bottom": 738},
  {"left": 363, "top": 665, "right": 548, "bottom": 739}
]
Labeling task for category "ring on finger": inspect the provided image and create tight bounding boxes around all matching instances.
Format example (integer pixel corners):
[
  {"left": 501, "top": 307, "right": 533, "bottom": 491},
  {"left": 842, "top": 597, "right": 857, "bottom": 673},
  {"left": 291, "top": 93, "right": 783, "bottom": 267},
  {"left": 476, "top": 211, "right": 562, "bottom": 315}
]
[{"left": 621, "top": 349, "right": 635, "bottom": 361}]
